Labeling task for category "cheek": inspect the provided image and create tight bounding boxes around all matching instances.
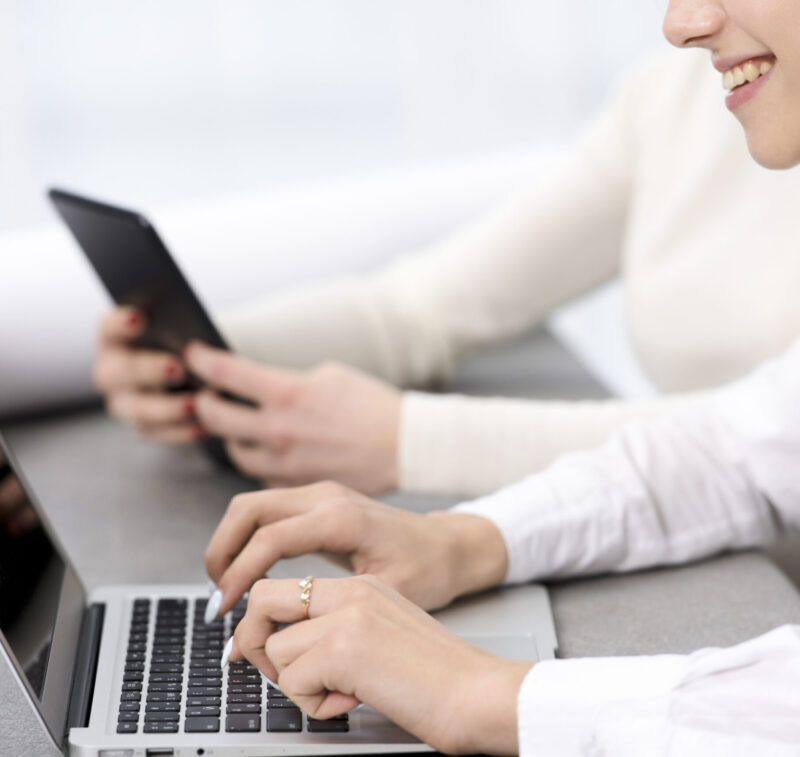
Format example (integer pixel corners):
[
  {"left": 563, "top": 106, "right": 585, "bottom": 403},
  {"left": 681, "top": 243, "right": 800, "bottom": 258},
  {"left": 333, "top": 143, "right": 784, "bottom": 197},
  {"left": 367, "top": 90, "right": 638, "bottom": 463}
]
[{"left": 739, "top": 71, "right": 800, "bottom": 170}]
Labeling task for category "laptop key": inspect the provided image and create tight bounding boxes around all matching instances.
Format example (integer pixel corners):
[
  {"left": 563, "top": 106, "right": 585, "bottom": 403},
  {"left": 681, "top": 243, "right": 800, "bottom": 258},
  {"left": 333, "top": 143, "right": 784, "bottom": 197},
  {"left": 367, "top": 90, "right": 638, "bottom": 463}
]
[
  {"left": 227, "top": 693, "right": 260, "bottom": 703},
  {"left": 120, "top": 691, "right": 141, "bottom": 702},
  {"left": 117, "top": 711, "right": 139, "bottom": 721},
  {"left": 122, "top": 682, "right": 142, "bottom": 691},
  {"left": 267, "top": 708, "right": 302, "bottom": 732},
  {"left": 184, "top": 716, "right": 221, "bottom": 733},
  {"left": 147, "top": 691, "right": 181, "bottom": 702},
  {"left": 151, "top": 650, "right": 183, "bottom": 665},
  {"left": 145, "top": 702, "right": 181, "bottom": 712},
  {"left": 227, "top": 702, "right": 260, "bottom": 714},
  {"left": 187, "top": 706, "right": 221, "bottom": 717},
  {"left": 187, "top": 686, "right": 222, "bottom": 697},
  {"left": 307, "top": 715, "right": 349, "bottom": 733},
  {"left": 188, "top": 696, "right": 221, "bottom": 707},
  {"left": 189, "top": 677, "right": 222, "bottom": 689},
  {"left": 148, "top": 682, "right": 182, "bottom": 691},
  {"left": 190, "top": 667, "right": 222, "bottom": 677},
  {"left": 226, "top": 713, "right": 261, "bottom": 732},
  {"left": 143, "top": 722, "right": 179, "bottom": 733},
  {"left": 151, "top": 664, "right": 183, "bottom": 674},
  {"left": 149, "top": 674, "right": 183, "bottom": 684},
  {"left": 119, "top": 702, "right": 140, "bottom": 712},
  {"left": 144, "top": 711, "right": 180, "bottom": 722},
  {"left": 268, "top": 699, "right": 300, "bottom": 709},
  {"left": 117, "top": 721, "right": 138, "bottom": 733},
  {"left": 229, "top": 673, "right": 260, "bottom": 683}
]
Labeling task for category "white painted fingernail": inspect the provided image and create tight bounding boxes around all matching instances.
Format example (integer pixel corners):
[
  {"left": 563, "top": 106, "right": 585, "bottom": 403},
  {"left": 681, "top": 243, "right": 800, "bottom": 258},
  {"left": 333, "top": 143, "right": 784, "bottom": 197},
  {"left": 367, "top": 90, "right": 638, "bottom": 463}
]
[
  {"left": 208, "top": 579, "right": 217, "bottom": 594},
  {"left": 261, "top": 672, "right": 281, "bottom": 692},
  {"left": 220, "top": 636, "right": 233, "bottom": 670},
  {"left": 204, "top": 589, "right": 222, "bottom": 624}
]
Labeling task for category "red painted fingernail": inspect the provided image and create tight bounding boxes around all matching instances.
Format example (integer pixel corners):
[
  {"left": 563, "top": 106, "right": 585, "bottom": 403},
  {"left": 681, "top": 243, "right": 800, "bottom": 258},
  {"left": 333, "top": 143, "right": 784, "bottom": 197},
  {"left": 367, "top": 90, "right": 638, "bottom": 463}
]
[
  {"left": 165, "top": 362, "right": 182, "bottom": 380},
  {"left": 184, "top": 398, "right": 196, "bottom": 416},
  {"left": 193, "top": 425, "right": 208, "bottom": 440},
  {"left": 127, "top": 312, "right": 142, "bottom": 329}
]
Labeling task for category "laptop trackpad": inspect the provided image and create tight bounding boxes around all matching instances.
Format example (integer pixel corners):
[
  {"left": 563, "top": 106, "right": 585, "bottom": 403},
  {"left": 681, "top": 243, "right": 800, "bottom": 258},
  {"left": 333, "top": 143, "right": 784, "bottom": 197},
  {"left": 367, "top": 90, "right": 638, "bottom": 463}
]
[{"left": 461, "top": 633, "right": 539, "bottom": 662}]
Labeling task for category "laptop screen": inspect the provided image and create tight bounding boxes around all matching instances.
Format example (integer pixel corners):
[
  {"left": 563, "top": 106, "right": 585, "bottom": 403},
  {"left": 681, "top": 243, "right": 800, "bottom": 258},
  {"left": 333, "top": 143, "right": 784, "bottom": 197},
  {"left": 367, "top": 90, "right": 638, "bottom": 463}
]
[
  {"left": 0, "top": 435, "right": 87, "bottom": 748},
  {"left": 0, "top": 452, "right": 65, "bottom": 700}
]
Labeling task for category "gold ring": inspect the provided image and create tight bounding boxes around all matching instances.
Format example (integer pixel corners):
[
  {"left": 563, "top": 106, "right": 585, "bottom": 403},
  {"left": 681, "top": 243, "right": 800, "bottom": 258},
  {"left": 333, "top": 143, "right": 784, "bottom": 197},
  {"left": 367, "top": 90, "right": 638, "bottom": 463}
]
[{"left": 299, "top": 576, "right": 314, "bottom": 619}]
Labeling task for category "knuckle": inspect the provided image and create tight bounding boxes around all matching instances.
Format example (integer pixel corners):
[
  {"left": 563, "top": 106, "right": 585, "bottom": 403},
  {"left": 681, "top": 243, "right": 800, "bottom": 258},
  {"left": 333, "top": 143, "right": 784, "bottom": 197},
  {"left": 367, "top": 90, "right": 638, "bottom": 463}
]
[
  {"left": 227, "top": 493, "right": 251, "bottom": 517},
  {"left": 314, "top": 480, "right": 348, "bottom": 499},
  {"left": 347, "top": 575, "right": 380, "bottom": 603},
  {"left": 249, "top": 578, "right": 272, "bottom": 606},
  {"left": 264, "top": 633, "right": 284, "bottom": 667}
]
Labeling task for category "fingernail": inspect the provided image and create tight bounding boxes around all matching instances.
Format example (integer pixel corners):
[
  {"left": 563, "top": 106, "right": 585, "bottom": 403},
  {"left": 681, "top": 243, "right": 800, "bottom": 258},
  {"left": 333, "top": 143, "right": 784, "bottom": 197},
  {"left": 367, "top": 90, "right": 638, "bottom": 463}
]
[
  {"left": 165, "top": 362, "right": 182, "bottom": 381},
  {"left": 184, "top": 397, "right": 196, "bottom": 417},
  {"left": 208, "top": 579, "right": 217, "bottom": 594},
  {"left": 193, "top": 425, "right": 208, "bottom": 441},
  {"left": 127, "top": 312, "right": 142, "bottom": 329},
  {"left": 261, "top": 672, "right": 281, "bottom": 692},
  {"left": 204, "top": 589, "right": 222, "bottom": 624},
  {"left": 220, "top": 636, "right": 233, "bottom": 670}
]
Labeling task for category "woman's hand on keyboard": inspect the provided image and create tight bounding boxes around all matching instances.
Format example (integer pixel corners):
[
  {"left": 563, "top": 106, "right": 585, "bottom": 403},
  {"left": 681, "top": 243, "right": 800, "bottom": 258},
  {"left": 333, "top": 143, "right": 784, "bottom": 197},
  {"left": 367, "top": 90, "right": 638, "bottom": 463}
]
[
  {"left": 230, "top": 574, "right": 532, "bottom": 755},
  {"left": 205, "top": 481, "right": 508, "bottom": 616},
  {"left": 184, "top": 341, "right": 401, "bottom": 494},
  {"left": 93, "top": 307, "right": 203, "bottom": 443}
]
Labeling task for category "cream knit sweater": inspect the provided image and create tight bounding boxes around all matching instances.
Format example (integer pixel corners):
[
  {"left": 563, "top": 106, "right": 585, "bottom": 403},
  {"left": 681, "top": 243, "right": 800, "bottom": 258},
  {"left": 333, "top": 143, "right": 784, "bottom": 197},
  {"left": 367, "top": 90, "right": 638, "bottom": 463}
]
[{"left": 218, "top": 47, "right": 800, "bottom": 496}]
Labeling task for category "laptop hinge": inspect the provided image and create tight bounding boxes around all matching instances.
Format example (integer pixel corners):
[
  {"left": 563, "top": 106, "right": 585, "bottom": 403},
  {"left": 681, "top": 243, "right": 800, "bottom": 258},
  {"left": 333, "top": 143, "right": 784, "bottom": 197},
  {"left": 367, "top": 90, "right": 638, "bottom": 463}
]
[{"left": 65, "top": 602, "right": 105, "bottom": 734}]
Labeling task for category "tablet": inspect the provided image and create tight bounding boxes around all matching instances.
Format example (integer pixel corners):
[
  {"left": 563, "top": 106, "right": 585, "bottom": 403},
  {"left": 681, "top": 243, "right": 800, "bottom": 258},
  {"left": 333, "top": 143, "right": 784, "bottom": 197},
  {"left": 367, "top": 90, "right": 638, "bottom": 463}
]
[{"left": 49, "top": 188, "right": 241, "bottom": 469}]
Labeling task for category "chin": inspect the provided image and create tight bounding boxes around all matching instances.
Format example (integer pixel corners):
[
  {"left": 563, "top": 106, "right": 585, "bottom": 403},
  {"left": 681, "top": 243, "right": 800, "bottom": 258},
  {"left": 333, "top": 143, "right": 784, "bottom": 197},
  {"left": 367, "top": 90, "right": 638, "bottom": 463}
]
[{"left": 745, "top": 130, "right": 800, "bottom": 170}]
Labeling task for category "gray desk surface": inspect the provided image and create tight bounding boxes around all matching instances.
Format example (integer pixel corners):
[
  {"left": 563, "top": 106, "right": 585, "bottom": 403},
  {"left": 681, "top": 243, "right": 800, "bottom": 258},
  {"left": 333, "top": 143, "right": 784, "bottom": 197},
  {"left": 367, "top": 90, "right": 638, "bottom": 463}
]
[{"left": 3, "top": 328, "right": 800, "bottom": 750}]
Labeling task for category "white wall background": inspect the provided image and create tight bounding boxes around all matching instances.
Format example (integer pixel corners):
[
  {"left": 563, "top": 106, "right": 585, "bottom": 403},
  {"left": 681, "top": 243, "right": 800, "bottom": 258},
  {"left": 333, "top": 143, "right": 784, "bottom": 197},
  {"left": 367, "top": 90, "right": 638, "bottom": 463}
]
[{"left": 0, "top": 0, "right": 666, "bottom": 230}]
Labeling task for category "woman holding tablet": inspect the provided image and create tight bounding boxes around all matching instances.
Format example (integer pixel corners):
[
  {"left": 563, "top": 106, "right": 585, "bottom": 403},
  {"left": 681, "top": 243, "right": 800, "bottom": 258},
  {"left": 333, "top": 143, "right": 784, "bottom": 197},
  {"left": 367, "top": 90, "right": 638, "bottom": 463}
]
[
  {"left": 93, "top": 40, "right": 800, "bottom": 498},
  {"left": 203, "top": 2, "right": 800, "bottom": 754}
]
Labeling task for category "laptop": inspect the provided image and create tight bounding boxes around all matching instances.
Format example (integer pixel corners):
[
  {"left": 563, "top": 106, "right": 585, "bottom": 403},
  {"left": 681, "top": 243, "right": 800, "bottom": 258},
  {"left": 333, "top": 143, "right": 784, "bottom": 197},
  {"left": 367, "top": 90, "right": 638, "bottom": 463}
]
[{"left": 0, "top": 433, "right": 558, "bottom": 756}]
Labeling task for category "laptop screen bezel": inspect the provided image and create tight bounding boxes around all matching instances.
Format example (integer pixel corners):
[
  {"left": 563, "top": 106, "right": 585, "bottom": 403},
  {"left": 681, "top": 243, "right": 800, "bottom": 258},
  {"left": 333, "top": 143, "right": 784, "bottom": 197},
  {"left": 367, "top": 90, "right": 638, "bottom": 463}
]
[{"left": 0, "top": 433, "right": 88, "bottom": 749}]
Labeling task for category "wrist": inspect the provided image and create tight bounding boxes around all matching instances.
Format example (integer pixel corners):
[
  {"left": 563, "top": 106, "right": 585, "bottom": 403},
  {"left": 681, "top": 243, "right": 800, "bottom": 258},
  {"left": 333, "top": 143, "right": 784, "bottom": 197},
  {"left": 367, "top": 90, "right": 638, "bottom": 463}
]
[
  {"left": 460, "top": 657, "right": 533, "bottom": 755},
  {"left": 428, "top": 512, "right": 508, "bottom": 601}
]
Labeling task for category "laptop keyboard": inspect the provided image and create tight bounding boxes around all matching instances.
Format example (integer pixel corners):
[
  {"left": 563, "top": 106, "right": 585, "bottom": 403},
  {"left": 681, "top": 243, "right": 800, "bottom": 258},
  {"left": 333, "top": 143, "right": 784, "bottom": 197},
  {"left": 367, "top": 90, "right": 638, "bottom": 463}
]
[{"left": 116, "top": 596, "right": 349, "bottom": 735}]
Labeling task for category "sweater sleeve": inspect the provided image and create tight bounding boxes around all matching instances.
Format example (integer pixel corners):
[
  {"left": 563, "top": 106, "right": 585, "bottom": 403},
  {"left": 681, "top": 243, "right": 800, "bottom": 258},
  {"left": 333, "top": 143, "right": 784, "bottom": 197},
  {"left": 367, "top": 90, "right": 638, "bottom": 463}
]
[
  {"left": 517, "top": 625, "right": 800, "bottom": 757},
  {"left": 216, "top": 54, "right": 649, "bottom": 388},
  {"left": 399, "top": 389, "right": 707, "bottom": 496}
]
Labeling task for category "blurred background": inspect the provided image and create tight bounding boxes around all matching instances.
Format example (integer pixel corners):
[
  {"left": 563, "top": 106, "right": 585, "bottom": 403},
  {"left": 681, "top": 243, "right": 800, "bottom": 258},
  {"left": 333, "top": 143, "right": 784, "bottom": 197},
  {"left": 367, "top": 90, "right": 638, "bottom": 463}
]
[
  {"left": 0, "top": 0, "right": 667, "bottom": 413},
  {"left": 1, "top": 0, "right": 665, "bottom": 229}
]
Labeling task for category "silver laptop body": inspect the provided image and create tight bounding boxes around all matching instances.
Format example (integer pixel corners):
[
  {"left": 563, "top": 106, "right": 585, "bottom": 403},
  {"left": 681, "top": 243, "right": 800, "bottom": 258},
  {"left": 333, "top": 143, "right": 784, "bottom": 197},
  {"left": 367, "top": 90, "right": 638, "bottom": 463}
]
[{"left": 0, "top": 435, "right": 557, "bottom": 756}]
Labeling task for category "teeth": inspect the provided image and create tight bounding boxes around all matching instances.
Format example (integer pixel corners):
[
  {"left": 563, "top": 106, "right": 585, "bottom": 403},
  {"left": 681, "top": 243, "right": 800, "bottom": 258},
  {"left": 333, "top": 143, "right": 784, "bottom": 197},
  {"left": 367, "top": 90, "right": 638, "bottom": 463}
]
[
  {"left": 723, "top": 71, "right": 735, "bottom": 90},
  {"left": 721, "top": 59, "right": 774, "bottom": 92},
  {"left": 743, "top": 62, "right": 759, "bottom": 82}
]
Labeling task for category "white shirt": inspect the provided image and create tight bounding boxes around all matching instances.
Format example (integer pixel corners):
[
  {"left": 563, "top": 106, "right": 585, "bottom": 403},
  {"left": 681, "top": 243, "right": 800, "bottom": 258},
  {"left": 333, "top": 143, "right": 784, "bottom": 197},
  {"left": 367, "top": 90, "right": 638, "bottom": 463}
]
[
  {"left": 454, "top": 338, "right": 800, "bottom": 754},
  {"left": 219, "top": 46, "right": 800, "bottom": 496}
]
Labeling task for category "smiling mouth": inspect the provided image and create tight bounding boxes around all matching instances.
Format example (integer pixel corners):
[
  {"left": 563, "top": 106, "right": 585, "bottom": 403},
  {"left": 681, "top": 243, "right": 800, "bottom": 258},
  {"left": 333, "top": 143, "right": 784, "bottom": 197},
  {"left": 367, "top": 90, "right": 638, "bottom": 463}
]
[{"left": 722, "top": 56, "right": 775, "bottom": 92}]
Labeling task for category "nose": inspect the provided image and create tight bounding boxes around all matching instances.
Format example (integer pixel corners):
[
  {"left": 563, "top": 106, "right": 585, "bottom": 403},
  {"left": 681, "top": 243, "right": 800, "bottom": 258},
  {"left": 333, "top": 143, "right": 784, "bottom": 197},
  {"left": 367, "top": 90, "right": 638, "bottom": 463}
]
[{"left": 663, "top": 0, "right": 726, "bottom": 48}]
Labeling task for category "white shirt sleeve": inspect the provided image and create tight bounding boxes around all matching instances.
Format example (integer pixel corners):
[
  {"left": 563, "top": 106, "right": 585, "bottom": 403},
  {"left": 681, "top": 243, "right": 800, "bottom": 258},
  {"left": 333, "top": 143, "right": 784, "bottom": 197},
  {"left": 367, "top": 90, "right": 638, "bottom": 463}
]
[
  {"left": 518, "top": 625, "right": 800, "bottom": 757},
  {"left": 452, "top": 337, "right": 800, "bottom": 582},
  {"left": 451, "top": 339, "right": 800, "bottom": 755}
]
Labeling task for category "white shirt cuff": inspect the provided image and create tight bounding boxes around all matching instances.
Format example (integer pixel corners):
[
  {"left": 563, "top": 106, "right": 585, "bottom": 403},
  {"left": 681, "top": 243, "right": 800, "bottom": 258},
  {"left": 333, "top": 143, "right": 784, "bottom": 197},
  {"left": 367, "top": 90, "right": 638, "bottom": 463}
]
[{"left": 517, "top": 655, "right": 687, "bottom": 756}]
